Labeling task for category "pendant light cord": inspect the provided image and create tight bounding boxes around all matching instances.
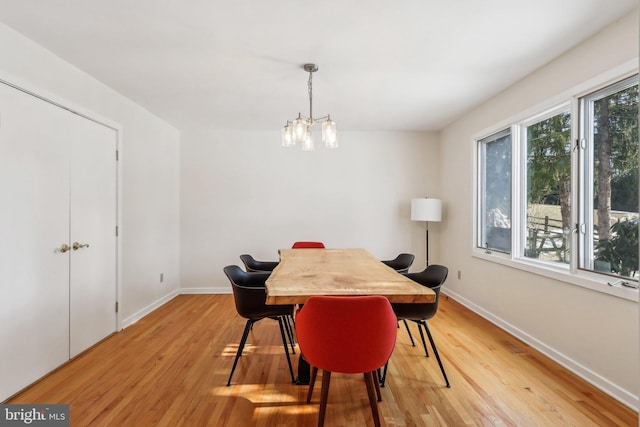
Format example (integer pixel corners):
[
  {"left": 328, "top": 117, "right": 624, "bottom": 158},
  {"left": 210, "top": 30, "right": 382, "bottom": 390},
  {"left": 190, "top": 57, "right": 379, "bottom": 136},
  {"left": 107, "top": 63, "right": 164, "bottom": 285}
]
[{"left": 308, "top": 71, "right": 313, "bottom": 122}]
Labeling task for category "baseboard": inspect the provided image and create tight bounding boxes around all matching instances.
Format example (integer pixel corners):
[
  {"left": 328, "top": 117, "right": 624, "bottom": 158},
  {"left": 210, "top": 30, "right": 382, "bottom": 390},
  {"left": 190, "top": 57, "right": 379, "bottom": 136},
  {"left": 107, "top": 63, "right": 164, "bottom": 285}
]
[
  {"left": 119, "top": 287, "right": 230, "bottom": 329},
  {"left": 179, "top": 286, "right": 231, "bottom": 294},
  {"left": 443, "top": 289, "right": 639, "bottom": 412},
  {"left": 120, "top": 290, "right": 179, "bottom": 329}
]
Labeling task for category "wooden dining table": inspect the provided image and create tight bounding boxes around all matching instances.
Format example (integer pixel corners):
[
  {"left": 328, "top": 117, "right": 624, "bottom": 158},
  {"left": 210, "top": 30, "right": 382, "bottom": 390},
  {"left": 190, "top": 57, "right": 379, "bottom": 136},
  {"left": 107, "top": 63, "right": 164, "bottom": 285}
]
[
  {"left": 265, "top": 248, "right": 435, "bottom": 385},
  {"left": 265, "top": 248, "right": 435, "bottom": 305}
]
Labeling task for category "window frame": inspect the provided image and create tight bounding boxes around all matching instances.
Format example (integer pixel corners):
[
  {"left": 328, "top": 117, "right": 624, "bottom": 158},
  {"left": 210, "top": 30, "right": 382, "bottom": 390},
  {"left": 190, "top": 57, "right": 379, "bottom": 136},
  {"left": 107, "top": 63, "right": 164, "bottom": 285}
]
[
  {"left": 472, "top": 64, "right": 639, "bottom": 302},
  {"left": 477, "top": 128, "right": 512, "bottom": 255},
  {"left": 578, "top": 76, "right": 639, "bottom": 276},
  {"left": 517, "top": 103, "right": 572, "bottom": 268}
]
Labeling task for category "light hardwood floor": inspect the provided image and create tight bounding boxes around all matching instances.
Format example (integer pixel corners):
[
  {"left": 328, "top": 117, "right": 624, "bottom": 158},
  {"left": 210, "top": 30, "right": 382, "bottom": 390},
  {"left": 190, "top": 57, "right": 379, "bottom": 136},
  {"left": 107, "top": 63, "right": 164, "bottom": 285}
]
[{"left": 8, "top": 294, "right": 638, "bottom": 426}]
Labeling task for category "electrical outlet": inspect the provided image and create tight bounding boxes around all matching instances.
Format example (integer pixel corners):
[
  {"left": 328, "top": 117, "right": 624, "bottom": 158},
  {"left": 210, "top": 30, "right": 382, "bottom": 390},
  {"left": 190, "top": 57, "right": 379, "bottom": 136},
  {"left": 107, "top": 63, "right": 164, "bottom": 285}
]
[
  {"left": 457, "top": 270, "right": 462, "bottom": 280},
  {"left": 160, "top": 273, "right": 164, "bottom": 283}
]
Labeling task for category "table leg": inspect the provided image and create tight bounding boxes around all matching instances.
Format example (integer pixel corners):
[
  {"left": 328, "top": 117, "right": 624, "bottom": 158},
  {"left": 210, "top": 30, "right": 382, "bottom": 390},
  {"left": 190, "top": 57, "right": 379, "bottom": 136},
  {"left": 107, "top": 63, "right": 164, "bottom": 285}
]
[{"left": 296, "top": 353, "right": 310, "bottom": 385}]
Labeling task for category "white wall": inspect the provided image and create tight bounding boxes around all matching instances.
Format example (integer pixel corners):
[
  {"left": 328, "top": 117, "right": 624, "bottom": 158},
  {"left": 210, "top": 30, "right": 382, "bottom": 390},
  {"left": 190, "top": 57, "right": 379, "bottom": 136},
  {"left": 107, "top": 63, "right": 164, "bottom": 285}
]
[
  {"left": 440, "top": 9, "right": 639, "bottom": 409},
  {"left": 179, "top": 129, "right": 440, "bottom": 291},
  {"left": 0, "top": 23, "right": 181, "bottom": 327}
]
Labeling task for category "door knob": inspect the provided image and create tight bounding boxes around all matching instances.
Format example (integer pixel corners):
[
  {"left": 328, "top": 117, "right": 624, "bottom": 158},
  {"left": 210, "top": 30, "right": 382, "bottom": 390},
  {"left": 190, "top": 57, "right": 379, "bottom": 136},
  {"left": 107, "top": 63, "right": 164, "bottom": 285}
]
[
  {"left": 72, "top": 242, "right": 90, "bottom": 250},
  {"left": 59, "top": 244, "right": 71, "bottom": 253}
]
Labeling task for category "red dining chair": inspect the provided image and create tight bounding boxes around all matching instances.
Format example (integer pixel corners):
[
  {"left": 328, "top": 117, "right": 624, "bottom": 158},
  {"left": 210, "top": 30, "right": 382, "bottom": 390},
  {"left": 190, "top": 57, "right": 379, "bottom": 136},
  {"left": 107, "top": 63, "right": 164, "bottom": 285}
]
[
  {"left": 296, "top": 295, "right": 397, "bottom": 427},
  {"left": 292, "top": 241, "right": 325, "bottom": 249}
]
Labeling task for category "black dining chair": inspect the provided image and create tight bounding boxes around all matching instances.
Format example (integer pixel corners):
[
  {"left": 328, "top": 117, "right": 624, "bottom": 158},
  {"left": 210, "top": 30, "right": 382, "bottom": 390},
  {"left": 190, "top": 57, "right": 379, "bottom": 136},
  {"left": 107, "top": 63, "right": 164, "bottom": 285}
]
[
  {"left": 239, "top": 254, "right": 279, "bottom": 272},
  {"left": 381, "top": 253, "right": 417, "bottom": 347},
  {"left": 380, "top": 264, "right": 450, "bottom": 388},
  {"left": 239, "top": 254, "right": 296, "bottom": 343},
  {"left": 223, "top": 265, "right": 296, "bottom": 386},
  {"left": 239, "top": 254, "right": 298, "bottom": 350},
  {"left": 381, "top": 253, "right": 415, "bottom": 274}
]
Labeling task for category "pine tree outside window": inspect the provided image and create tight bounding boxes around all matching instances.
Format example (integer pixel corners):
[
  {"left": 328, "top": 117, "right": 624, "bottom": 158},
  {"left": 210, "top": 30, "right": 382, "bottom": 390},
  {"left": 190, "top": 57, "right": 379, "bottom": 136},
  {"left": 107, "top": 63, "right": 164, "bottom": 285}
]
[{"left": 580, "top": 77, "right": 638, "bottom": 279}]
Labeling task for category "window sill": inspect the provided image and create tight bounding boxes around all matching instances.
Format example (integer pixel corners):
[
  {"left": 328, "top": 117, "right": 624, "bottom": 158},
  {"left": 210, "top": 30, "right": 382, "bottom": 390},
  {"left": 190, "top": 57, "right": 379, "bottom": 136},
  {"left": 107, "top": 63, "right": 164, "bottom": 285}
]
[{"left": 472, "top": 249, "right": 639, "bottom": 302}]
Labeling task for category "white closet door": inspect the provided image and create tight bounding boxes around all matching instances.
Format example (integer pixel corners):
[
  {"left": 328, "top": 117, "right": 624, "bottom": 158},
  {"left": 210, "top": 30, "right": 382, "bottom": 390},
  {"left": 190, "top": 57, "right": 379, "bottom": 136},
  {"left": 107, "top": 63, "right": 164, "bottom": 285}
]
[
  {"left": 0, "top": 83, "right": 71, "bottom": 400},
  {"left": 69, "top": 116, "right": 117, "bottom": 357}
]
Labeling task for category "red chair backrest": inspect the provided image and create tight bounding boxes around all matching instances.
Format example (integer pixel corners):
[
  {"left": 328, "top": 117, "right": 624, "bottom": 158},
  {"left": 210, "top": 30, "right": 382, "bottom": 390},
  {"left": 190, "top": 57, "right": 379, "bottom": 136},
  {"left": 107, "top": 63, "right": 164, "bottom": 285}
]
[
  {"left": 296, "top": 295, "right": 397, "bottom": 374},
  {"left": 292, "top": 241, "right": 326, "bottom": 249}
]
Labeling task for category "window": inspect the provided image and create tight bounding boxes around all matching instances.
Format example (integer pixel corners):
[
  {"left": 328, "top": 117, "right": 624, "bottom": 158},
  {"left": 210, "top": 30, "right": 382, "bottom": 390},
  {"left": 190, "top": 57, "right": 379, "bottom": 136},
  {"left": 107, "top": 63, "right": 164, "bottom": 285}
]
[
  {"left": 523, "top": 108, "right": 572, "bottom": 264},
  {"left": 580, "top": 77, "right": 639, "bottom": 279},
  {"left": 478, "top": 129, "right": 511, "bottom": 253},
  {"left": 476, "top": 73, "right": 639, "bottom": 288}
]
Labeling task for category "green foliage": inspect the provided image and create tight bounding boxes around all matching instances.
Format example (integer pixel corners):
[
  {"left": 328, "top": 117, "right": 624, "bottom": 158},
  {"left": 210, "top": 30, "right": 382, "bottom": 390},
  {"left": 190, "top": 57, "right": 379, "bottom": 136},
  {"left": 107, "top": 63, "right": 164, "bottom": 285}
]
[
  {"left": 611, "top": 168, "right": 639, "bottom": 212},
  {"left": 526, "top": 112, "right": 571, "bottom": 205},
  {"left": 594, "top": 85, "right": 639, "bottom": 210},
  {"left": 595, "top": 218, "right": 639, "bottom": 277}
]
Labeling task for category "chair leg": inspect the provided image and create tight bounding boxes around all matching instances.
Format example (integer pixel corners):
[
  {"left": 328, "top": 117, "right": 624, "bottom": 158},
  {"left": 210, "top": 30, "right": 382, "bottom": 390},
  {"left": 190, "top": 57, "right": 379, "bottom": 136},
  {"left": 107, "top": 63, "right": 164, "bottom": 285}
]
[
  {"left": 422, "top": 321, "right": 451, "bottom": 388},
  {"left": 307, "top": 366, "right": 318, "bottom": 403},
  {"left": 363, "top": 371, "right": 382, "bottom": 427},
  {"left": 379, "top": 362, "right": 389, "bottom": 387},
  {"left": 227, "top": 319, "right": 253, "bottom": 386},
  {"left": 318, "top": 370, "right": 332, "bottom": 427},
  {"left": 277, "top": 317, "right": 296, "bottom": 383},
  {"left": 415, "top": 320, "right": 430, "bottom": 357},
  {"left": 403, "top": 319, "right": 416, "bottom": 346},
  {"left": 373, "top": 369, "right": 382, "bottom": 402},
  {"left": 284, "top": 315, "right": 296, "bottom": 354}
]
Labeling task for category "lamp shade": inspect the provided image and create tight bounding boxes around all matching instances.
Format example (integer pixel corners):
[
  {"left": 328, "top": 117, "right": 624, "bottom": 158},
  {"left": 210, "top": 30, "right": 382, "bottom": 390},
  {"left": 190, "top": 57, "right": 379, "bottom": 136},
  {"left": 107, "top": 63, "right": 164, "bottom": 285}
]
[{"left": 411, "top": 198, "right": 442, "bottom": 222}]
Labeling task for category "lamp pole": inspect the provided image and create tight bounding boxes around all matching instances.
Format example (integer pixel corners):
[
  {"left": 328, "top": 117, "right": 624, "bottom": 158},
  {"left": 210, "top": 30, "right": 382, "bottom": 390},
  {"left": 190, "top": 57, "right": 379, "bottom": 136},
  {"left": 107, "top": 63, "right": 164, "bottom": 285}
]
[
  {"left": 411, "top": 198, "right": 442, "bottom": 269},
  {"left": 425, "top": 221, "right": 430, "bottom": 266}
]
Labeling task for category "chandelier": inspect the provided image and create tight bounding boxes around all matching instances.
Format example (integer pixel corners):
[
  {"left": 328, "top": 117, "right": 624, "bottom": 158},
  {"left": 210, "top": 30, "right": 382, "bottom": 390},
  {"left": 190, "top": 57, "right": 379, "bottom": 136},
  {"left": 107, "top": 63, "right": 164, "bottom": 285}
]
[{"left": 281, "top": 63, "right": 338, "bottom": 150}]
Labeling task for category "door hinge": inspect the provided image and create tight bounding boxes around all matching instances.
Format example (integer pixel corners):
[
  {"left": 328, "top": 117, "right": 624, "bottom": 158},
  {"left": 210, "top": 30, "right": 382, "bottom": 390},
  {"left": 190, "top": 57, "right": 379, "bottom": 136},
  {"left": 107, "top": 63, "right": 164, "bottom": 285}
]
[
  {"left": 116, "top": 150, "right": 119, "bottom": 161},
  {"left": 115, "top": 302, "right": 119, "bottom": 313},
  {"left": 115, "top": 226, "right": 118, "bottom": 237}
]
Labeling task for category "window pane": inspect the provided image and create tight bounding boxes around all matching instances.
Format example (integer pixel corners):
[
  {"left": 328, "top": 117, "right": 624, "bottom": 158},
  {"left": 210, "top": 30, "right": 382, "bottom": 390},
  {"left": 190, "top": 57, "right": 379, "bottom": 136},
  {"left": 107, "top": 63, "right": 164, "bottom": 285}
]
[
  {"left": 524, "top": 111, "right": 571, "bottom": 263},
  {"left": 587, "top": 81, "right": 638, "bottom": 278},
  {"left": 480, "top": 130, "right": 511, "bottom": 253}
]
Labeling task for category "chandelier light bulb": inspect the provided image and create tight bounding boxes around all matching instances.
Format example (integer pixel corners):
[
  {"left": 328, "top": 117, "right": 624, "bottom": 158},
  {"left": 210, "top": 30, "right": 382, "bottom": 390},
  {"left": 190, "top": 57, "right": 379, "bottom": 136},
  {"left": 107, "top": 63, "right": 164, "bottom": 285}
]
[
  {"left": 322, "top": 119, "right": 338, "bottom": 149},
  {"left": 281, "top": 123, "right": 294, "bottom": 147},
  {"left": 302, "top": 128, "right": 315, "bottom": 151},
  {"left": 293, "top": 116, "right": 307, "bottom": 143}
]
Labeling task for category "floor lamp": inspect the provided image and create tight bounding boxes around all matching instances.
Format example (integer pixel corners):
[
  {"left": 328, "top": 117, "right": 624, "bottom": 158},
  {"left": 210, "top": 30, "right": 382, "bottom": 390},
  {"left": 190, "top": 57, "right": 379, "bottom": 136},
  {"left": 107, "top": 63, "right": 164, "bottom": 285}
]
[{"left": 411, "top": 198, "right": 442, "bottom": 266}]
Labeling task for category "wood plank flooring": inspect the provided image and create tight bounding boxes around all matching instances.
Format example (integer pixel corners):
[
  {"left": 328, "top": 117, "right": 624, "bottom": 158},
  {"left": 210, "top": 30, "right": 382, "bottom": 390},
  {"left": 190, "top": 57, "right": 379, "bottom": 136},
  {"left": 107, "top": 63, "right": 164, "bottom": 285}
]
[{"left": 7, "top": 294, "right": 638, "bottom": 426}]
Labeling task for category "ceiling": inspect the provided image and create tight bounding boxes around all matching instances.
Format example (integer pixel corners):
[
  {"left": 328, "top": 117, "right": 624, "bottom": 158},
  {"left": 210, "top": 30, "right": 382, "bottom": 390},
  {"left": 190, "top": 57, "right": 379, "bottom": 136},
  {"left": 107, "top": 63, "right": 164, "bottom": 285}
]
[{"left": 0, "top": 0, "right": 636, "bottom": 132}]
